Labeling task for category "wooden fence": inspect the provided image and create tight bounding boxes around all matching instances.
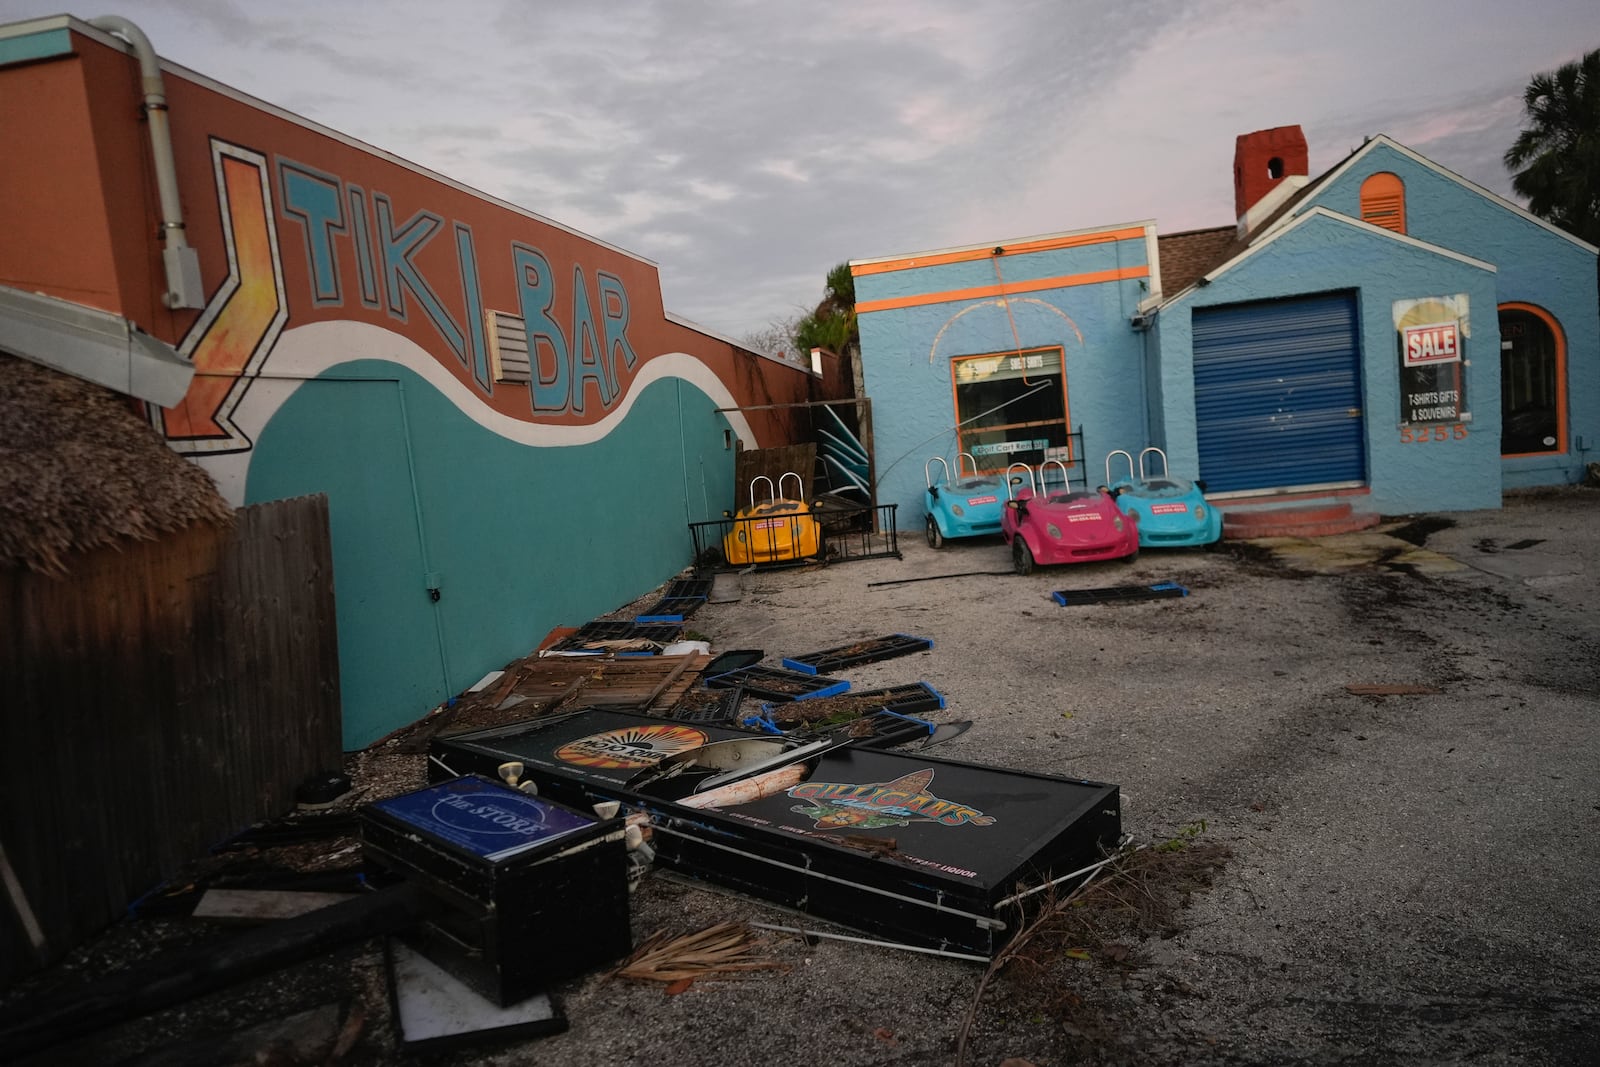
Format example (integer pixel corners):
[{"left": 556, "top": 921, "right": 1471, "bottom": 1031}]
[{"left": 0, "top": 495, "right": 341, "bottom": 985}]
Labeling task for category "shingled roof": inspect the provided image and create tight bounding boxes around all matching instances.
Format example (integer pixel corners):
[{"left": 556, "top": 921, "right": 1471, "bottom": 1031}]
[
  {"left": 1156, "top": 144, "right": 1349, "bottom": 300},
  {"left": 0, "top": 353, "right": 233, "bottom": 576},
  {"left": 1157, "top": 226, "right": 1245, "bottom": 296}
]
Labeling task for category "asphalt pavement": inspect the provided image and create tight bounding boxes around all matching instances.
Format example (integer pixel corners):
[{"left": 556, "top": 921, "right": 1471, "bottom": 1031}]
[
  {"left": 516, "top": 486, "right": 1600, "bottom": 1067},
  {"left": 15, "top": 488, "right": 1596, "bottom": 1067}
]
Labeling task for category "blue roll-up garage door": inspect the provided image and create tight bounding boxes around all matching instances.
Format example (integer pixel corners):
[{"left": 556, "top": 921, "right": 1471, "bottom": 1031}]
[{"left": 1193, "top": 292, "right": 1365, "bottom": 493}]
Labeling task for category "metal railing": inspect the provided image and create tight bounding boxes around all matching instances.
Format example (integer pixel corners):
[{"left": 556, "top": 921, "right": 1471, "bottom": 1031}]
[{"left": 689, "top": 503, "right": 900, "bottom": 575}]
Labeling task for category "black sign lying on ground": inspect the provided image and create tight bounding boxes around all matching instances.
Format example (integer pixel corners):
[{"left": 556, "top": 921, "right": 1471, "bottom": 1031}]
[{"left": 652, "top": 748, "right": 1120, "bottom": 956}]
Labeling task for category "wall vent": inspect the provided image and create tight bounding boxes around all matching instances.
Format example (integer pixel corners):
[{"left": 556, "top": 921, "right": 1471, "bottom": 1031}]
[{"left": 485, "top": 310, "right": 530, "bottom": 384}]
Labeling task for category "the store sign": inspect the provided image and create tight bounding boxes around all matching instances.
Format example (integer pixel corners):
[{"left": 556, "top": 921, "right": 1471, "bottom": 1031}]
[
  {"left": 1402, "top": 322, "right": 1461, "bottom": 365},
  {"left": 1393, "top": 295, "right": 1470, "bottom": 425}
]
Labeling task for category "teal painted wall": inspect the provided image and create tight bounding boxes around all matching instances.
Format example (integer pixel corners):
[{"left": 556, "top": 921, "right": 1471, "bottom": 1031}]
[
  {"left": 0, "top": 27, "right": 71, "bottom": 66},
  {"left": 246, "top": 377, "right": 446, "bottom": 738},
  {"left": 1157, "top": 213, "right": 1501, "bottom": 514},
  {"left": 1303, "top": 142, "right": 1600, "bottom": 487},
  {"left": 856, "top": 235, "right": 1151, "bottom": 518},
  {"left": 246, "top": 360, "right": 734, "bottom": 748}
]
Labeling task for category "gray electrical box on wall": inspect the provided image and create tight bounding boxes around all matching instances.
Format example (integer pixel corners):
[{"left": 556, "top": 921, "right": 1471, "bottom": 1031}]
[{"left": 164, "top": 245, "right": 206, "bottom": 309}]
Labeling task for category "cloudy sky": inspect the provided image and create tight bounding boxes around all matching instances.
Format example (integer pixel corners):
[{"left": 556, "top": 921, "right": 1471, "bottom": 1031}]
[{"left": 4, "top": 1, "right": 1594, "bottom": 345}]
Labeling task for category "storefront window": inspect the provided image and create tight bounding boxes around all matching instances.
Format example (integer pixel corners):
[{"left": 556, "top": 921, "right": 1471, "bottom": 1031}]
[
  {"left": 950, "top": 347, "right": 1072, "bottom": 473},
  {"left": 1499, "top": 304, "right": 1564, "bottom": 455}
]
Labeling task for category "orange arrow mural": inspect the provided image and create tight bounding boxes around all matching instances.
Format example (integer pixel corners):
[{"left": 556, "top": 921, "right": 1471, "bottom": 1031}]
[{"left": 160, "top": 141, "right": 287, "bottom": 453}]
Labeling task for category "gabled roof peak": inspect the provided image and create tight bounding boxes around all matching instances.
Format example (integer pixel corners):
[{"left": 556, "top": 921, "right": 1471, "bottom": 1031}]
[{"left": 1255, "top": 134, "right": 1599, "bottom": 255}]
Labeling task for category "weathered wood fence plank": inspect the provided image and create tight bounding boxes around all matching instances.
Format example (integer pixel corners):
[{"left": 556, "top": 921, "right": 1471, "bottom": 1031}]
[{"left": 0, "top": 495, "right": 341, "bottom": 985}]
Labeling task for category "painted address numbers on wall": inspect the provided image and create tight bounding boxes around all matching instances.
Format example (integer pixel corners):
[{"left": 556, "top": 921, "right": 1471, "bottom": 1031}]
[{"left": 1399, "top": 424, "right": 1468, "bottom": 443}]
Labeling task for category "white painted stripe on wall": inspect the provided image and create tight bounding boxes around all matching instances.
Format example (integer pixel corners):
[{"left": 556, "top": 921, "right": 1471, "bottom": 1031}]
[{"left": 193, "top": 319, "right": 756, "bottom": 504}]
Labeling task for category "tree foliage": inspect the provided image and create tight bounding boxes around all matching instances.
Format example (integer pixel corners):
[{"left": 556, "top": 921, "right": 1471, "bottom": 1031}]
[
  {"left": 793, "top": 262, "right": 858, "bottom": 357},
  {"left": 1504, "top": 47, "right": 1600, "bottom": 245},
  {"left": 740, "top": 317, "right": 801, "bottom": 359}
]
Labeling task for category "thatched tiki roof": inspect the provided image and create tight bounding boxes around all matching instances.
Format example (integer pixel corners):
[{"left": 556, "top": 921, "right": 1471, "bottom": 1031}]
[{"left": 0, "top": 353, "right": 233, "bottom": 576}]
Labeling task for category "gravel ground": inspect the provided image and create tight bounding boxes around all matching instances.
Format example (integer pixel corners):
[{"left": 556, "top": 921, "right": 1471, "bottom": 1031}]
[{"left": 7, "top": 487, "right": 1598, "bottom": 1066}]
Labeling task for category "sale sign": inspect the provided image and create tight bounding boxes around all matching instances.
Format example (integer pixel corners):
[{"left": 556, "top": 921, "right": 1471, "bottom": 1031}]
[
  {"left": 1403, "top": 321, "right": 1461, "bottom": 365},
  {"left": 1393, "top": 295, "right": 1470, "bottom": 425}
]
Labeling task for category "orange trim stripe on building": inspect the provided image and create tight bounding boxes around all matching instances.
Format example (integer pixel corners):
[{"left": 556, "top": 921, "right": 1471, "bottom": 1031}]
[
  {"left": 853, "top": 226, "right": 1147, "bottom": 277},
  {"left": 857, "top": 264, "right": 1149, "bottom": 315}
]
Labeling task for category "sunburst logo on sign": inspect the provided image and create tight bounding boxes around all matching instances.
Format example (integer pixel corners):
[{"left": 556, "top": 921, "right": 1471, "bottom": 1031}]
[{"left": 554, "top": 724, "right": 709, "bottom": 769}]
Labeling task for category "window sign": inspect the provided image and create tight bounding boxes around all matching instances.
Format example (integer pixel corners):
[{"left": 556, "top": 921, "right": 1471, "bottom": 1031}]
[
  {"left": 953, "top": 351, "right": 1052, "bottom": 384},
  {"left": 1393, "top": 295, "right": 1470, "bottom": 424},
  {"left": 970, "top": 438, "right": 1050, "bottom": 456}
]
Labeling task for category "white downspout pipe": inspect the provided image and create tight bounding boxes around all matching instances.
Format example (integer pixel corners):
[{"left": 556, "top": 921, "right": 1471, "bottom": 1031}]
[{"left": 88, "top": 15, "right": 204, "bottom": 309}]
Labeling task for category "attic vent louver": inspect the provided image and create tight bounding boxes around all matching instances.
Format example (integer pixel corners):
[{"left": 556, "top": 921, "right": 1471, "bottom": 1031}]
[
  {"left": 1360, "top": 172, "right": 1407, "bottom": 234},
  {"left": 485, "top": 310, "right": 530, "bottom": 384}
]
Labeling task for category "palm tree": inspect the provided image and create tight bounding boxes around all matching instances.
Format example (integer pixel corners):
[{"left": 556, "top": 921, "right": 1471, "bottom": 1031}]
[
  {"left": 793, "top": 262, "right": 858, "bottom": 356},
  {"left": 1504, "top": 47, "right": 1600, "bottom": 246}
]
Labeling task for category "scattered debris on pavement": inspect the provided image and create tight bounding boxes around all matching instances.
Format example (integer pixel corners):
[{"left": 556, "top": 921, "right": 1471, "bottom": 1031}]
[
  {"left": 1, "top": 568, "right": 1192, "bottom": 1064},
  {"left": 1052, "top": 581, "right": 1189, "bottom": 606},
  {"left": 611, "top": 922, "right": 787, "bottom": 989}
]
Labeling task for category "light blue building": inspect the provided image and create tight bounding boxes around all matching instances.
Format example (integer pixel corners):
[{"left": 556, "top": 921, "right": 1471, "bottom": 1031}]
[{"left": 853, "top": 126, "right": 1598, "bottom": 530}]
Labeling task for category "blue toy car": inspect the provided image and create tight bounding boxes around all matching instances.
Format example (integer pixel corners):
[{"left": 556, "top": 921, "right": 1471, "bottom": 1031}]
[
  {"left": 1105, "top": 448, "right": 1222, "bottom": 548},
  {"left": 924, "top": 453, "right": 1007, "bottom": 548}
]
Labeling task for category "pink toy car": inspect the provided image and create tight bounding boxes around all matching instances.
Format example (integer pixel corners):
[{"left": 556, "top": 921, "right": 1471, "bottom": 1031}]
[{"left": 1000, "top": 461, "right": 1140, "bottom": 575}]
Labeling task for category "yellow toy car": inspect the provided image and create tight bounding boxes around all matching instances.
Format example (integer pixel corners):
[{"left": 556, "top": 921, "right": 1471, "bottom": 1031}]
[{"left": 723, "top": 473, "right": 822, "bottom": 565}]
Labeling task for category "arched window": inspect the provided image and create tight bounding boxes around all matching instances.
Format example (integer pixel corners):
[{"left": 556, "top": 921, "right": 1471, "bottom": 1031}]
[
  {"left": 1360, "top": 172, "right": 1406, "bottom": 233},
  {"left": 1498, "top": 303, "right": 1566, "bottom": 456}
]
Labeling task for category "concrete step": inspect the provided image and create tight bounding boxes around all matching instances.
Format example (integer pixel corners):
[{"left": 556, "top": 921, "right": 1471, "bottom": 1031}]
[{"left": 1221, "top": 501, "right": 1382, "bottom": 539}]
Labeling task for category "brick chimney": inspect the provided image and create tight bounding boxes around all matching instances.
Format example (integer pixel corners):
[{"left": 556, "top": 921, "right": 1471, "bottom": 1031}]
[{"left": 1233, "top": 125, "right": 1308, "bottom": 219}]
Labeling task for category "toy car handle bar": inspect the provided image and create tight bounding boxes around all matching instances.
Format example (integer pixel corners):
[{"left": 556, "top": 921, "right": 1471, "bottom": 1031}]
[
  {"left": 1106, "top": 449, "right": 1136, "bottom": 486},
  {"left": 925, "top": 451, "right": 987, "bottom": 493},
  {"left": 1004, "top": 461, "right": 1036, "bottom": 499},
  {"left": 1041, "top": 458, "right": 1074, "bottom": 494},
  {"left": 1139, "top": 447, "right": 1169, "bottom": 481},
  {"left": 748, "top": 471, "right": 808, "bottom": 506}
]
